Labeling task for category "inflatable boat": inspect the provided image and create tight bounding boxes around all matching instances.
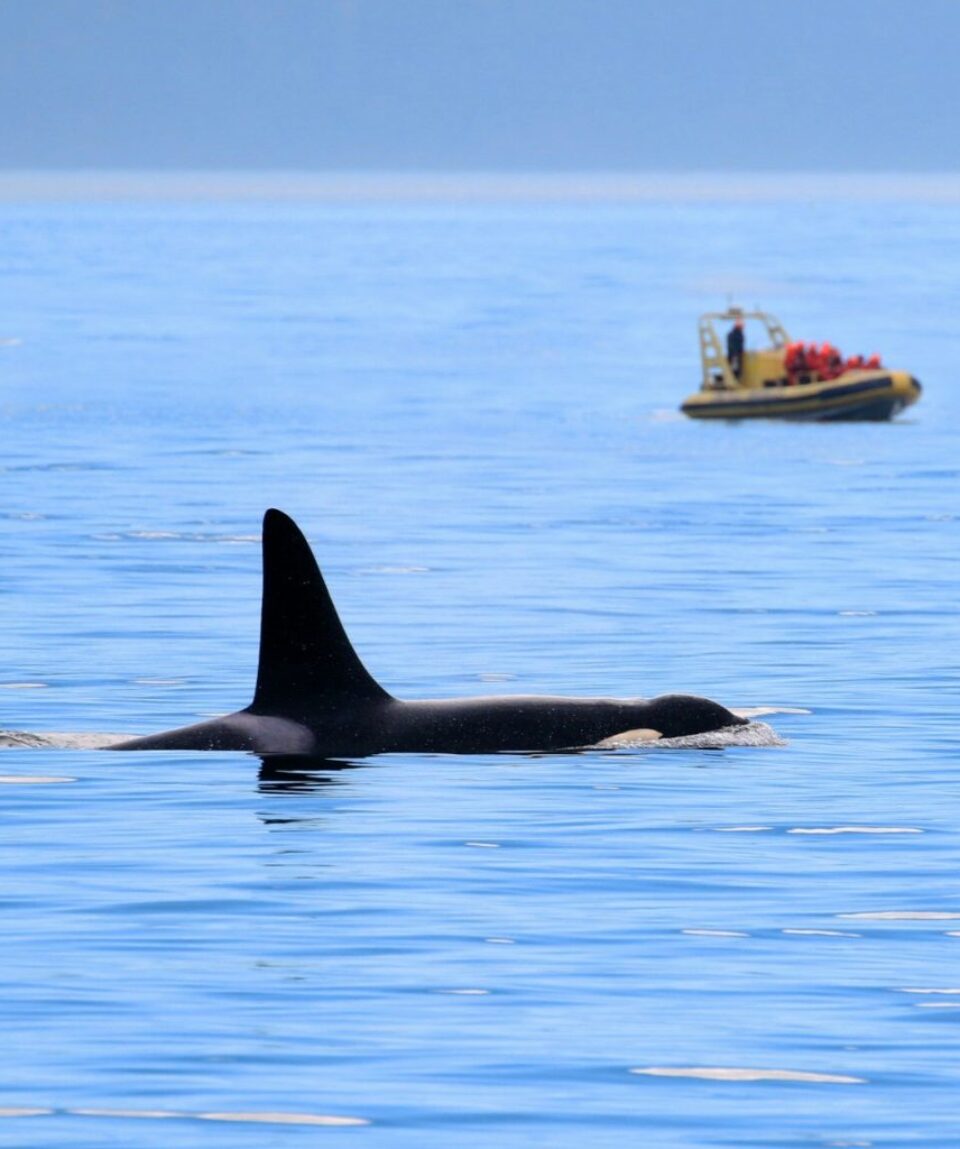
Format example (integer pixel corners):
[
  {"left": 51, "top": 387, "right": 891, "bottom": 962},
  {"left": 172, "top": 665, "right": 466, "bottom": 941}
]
[{"left": 681, "top": 309, "right": 922, "bottom": 421}]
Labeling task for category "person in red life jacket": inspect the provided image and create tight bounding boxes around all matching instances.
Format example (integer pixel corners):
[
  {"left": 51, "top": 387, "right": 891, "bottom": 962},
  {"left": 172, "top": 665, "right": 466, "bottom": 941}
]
[
  {"left": 824, "top": 343, "right": 844, "bottom": 380},
  {"left": 805, "top": 342, "right": 822, "bottom": 381},
  {"left": 845, "top": 354, "right": 865, "bottom": 372},
  {"left": 794, "top": 343, "right": 809, "bottom": 384},
  {"left": 784, "top": 341, "right": 806, "bottom": 385},
  {"left": 783, "top": 341, "right": 797, "bottom": 383},
  {"left": 866, "top": 353, "right": 882, "bottom": 369},
  {"left": 818, "top": 342, "right": 835, "bottom": 380}
]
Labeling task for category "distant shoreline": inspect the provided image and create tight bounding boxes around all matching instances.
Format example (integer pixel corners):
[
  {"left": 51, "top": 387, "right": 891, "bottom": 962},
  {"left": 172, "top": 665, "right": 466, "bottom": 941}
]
[{"left": 1, "top": 170, "right": 959, "bottom": 203}]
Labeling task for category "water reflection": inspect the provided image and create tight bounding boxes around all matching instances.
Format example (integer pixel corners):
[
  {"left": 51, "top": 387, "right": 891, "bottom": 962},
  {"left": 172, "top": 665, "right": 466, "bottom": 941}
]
[{"left": 257, "top": 756, "right": 365, "bottom": 792}]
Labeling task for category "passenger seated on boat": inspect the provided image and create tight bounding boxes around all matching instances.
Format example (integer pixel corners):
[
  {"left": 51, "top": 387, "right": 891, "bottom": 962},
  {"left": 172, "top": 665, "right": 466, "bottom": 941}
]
[
  {"left": 845, "top": 354, "right": 866, "bottom": 372},
  {"left": 822, "top": 343, "right": 844, "bottom": 380},
  {"left": 784, "top": 341, "right": 805, "bottom": 386},
  {"left": 726, "top": 320, "right": 745, "bottom": 378},
  {"left": 804, "top": 343, "right": 822, "bottom": 382},
  {"left": 866, "top": 353, "right": 882, "bottom": 369}
]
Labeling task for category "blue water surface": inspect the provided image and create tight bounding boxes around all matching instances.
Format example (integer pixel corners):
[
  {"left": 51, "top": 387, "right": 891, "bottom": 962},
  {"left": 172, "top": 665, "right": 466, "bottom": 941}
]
[{"left": 1, "top": 183, "right": 959, "bottom": 1146}]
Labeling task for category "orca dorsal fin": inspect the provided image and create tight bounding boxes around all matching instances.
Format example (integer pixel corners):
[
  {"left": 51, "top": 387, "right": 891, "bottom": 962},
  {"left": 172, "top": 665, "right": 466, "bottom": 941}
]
[{"left": 250, "top": 509, "right": 392, "bottom": 713}]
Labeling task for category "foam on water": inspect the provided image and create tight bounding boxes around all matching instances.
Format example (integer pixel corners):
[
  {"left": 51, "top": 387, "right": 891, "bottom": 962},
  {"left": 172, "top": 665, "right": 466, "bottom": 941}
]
[
  {"left": 0, "top": 730, "right": 129, "bottom": 749},
  {"left": 602, "top": 720, "right": 785, "bottom": 750}
]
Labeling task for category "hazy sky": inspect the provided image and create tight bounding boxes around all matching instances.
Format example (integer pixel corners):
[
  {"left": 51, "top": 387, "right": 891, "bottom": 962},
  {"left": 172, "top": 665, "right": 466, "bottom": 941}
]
[{"left": 0, "top": 0, "right": 957, "bottom": 171}]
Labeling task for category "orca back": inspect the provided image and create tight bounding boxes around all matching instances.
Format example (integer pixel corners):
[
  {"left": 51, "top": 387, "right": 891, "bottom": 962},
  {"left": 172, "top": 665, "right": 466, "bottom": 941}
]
[{"left": 249, "top": 509, "right": 391, "bottom": 714}]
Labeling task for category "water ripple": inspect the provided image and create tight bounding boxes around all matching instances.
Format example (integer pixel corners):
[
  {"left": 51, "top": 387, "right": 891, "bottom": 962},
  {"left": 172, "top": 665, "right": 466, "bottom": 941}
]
[
  {"left": 0, "top": 1106, "right": 369, "bottom": 1127},
  {"left": 630, "top": 1067, "right": 866, "bottom": 1084}
]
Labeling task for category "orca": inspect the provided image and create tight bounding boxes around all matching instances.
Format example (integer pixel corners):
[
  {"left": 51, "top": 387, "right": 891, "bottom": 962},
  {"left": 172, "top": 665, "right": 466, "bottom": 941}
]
[{"left": 111, "top": 509, "right": 747, "bottom": 756}]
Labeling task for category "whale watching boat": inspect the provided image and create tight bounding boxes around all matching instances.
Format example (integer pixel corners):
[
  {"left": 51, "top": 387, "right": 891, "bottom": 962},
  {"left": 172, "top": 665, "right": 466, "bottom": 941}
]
[{"left": 681, "top": 308, "right": 921, "bottom": 421}]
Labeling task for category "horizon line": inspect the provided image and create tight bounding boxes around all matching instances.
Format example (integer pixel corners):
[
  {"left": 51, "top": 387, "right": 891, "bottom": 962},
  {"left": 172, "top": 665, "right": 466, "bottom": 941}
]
[{"left": 2, "top": 169, "right": 960, "bottom": 203}]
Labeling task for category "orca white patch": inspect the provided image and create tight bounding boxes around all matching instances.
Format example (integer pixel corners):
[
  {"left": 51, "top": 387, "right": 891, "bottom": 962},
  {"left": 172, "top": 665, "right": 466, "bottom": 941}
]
[{"left": 594, "top": 727, "right": 663, "bottom": 747}]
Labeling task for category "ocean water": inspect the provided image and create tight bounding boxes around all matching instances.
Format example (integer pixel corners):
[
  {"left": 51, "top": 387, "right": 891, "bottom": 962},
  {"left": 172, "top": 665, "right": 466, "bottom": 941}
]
[{"left": 1, "top": 178, "right": 959, "bottom": 1146}]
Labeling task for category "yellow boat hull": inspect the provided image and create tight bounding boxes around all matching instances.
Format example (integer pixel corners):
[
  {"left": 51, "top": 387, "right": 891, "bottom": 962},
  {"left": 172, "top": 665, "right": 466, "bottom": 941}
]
[{"left": 681, "top": 370, "right": 921, "bottom": 422}]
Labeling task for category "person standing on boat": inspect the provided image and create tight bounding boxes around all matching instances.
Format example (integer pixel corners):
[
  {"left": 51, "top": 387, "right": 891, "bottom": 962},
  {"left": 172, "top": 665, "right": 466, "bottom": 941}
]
[{"left": 726, "top": 319, "right": 745, "bottom": 379}]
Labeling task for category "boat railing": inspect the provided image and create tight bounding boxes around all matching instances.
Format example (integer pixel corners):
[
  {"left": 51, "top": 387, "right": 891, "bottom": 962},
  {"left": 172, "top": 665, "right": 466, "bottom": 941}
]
[{"left": 699, "top": 310, "right": 791, "bottom": 391}]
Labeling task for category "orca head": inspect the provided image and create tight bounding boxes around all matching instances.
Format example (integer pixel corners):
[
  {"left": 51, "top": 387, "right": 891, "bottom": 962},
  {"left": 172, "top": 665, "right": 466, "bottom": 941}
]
[{"left": 643, "top": 694, "right": 747, "bottom": 739}]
